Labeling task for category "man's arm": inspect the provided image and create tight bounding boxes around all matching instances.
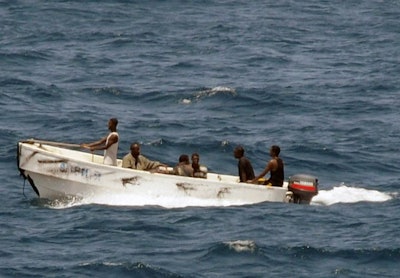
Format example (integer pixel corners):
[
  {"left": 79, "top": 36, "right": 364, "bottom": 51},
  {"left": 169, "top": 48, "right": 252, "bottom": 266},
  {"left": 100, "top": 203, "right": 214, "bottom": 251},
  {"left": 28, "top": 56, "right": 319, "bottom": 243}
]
[
  {"left": 250, "top": 159, "right": 276, "bottom": 183},
  {"left": 140, "top": 156, "right": 163, "bottom": 171},
  {"left": 81, "top": 136, "right": 106, "bottom": 150},
  {"left": 86, "top": 134, "right": 118, "bottom": 151}
]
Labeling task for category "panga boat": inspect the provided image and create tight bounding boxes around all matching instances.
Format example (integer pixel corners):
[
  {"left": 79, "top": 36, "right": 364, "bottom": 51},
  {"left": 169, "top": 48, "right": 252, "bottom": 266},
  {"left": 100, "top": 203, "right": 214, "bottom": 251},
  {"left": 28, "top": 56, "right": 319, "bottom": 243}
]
[{"left": 17, "top": 140, "right": 318, "bottom": 206}]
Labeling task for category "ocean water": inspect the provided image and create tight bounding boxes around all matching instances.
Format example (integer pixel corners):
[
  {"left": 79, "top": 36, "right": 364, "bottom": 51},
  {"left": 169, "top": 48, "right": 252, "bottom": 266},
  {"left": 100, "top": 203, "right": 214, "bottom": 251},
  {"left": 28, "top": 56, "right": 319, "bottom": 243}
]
[{"left": 1, "top": 0, "right": 400, "bottom": 277}]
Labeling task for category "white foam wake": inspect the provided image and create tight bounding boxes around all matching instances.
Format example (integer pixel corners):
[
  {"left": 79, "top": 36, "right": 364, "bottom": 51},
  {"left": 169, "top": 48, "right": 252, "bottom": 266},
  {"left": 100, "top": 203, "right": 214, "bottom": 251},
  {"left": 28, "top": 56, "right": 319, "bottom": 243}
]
[
  {"left": 42, "top": 184, "right": 394, "bottom": 209},
  {"left": 311, "top": 185, "right": 393, "bottom": 206},
  {"left": 43, "top": 192, "right": 246, "bottom": 209}
]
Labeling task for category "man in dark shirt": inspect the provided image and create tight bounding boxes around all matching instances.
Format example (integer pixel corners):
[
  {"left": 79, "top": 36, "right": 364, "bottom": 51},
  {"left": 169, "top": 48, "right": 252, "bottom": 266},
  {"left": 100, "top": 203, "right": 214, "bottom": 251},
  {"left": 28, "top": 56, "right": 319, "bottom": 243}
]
[
  {"left": 233, "top": 145, "right": 255, "bottom": 182},
  {"left": 251, "top": 145, "right": 284, "bottom": 187}
]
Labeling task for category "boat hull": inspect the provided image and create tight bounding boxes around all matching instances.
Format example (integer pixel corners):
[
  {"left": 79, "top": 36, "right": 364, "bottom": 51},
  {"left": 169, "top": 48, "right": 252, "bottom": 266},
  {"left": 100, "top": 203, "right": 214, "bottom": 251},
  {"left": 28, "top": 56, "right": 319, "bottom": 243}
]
[{"left": 17, "top": 141, "right": 290, "bottom": 206}]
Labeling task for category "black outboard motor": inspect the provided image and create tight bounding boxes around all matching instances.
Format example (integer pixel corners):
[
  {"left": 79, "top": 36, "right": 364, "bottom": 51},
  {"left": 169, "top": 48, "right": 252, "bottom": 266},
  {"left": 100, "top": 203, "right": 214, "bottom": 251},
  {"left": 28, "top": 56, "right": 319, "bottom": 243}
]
[{"left": 288, "top": 174, "right": 318, "bottom": 204}]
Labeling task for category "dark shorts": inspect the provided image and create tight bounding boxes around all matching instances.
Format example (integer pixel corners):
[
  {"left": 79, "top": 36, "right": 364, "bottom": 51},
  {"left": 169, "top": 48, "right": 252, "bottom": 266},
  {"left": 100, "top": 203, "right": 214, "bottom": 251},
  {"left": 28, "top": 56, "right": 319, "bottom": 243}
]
[{"left": 263, "top": 180, "right": 283, "bottom": 187}]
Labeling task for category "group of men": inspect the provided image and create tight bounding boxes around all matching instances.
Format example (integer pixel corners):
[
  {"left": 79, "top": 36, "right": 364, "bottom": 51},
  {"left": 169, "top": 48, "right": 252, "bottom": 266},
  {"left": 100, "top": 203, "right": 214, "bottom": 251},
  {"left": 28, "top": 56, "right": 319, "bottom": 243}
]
[
  {"left": 81, "top": 118, "right": 284, "bottom": 186},
  {"left": 233, "top": 145, "right": 284, "bottom": 187},
  {"left": 81, "top": 118, "right": 207, "bottom": 178}
]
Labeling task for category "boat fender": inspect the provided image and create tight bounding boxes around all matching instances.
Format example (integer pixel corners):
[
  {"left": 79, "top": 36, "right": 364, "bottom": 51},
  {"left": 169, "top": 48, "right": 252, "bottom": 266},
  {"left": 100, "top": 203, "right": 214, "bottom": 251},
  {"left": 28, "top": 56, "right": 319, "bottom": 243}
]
[{"left": 156, "top": 166, "right": 175, "bottom": 174}]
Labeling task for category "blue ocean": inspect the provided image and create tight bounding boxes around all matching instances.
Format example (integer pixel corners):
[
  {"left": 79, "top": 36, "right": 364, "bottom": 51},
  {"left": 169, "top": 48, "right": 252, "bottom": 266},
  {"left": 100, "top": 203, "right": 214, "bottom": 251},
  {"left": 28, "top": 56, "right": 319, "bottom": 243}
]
[{"left": 1, "top": 0, "right": 399, "bottom": 277}]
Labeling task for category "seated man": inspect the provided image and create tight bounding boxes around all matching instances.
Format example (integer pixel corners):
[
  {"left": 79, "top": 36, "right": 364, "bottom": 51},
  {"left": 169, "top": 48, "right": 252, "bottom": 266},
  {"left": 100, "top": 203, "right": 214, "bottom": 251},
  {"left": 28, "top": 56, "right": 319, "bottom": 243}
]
[
  {"left": 233, "top": 145, "right": 255, "bottom": 182},
  {"left": 122, "top": 142, "right": 167, "bottom": 172},
  {"left": 174, "top": 154, "right": 193, "bottom": 177},
  {"left": 250, "top": 145, "right": 284, "bottom": 187},
  {"left": 191, "top": 153, "right": 207, "bottom": 178}
]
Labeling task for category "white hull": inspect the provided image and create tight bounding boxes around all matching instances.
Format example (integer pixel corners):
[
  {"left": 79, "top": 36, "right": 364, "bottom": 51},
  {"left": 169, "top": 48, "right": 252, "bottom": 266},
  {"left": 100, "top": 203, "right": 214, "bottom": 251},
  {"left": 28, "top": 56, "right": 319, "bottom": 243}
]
[{"left": 17, "top": 141, "right": 291, "bottom": 207}]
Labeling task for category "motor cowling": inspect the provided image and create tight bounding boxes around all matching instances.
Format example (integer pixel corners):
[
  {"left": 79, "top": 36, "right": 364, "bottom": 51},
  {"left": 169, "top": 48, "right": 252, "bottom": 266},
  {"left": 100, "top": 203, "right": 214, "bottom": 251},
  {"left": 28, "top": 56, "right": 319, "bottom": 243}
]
[{"left": 288, "top": 174, "right": 318, "bottom": 204}]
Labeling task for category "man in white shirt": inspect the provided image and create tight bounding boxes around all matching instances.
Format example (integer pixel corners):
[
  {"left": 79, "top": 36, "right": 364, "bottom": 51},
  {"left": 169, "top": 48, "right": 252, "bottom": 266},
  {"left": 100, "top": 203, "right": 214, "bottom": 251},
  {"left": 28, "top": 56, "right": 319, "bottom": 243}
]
[{"left": 81, "top": 118, "right": 119, "bottom": 166}]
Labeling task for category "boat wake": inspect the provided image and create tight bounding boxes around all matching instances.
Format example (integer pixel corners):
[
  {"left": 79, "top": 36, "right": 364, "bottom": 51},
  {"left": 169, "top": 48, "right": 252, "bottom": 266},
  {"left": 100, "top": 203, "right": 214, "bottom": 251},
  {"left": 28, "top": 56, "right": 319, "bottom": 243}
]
[
  {"left": 311, "top": 184, "right": 394, "bottom": 206},
  {"left": 36, "top": 195, "right": 85, "bottom": 209},
  {"left": 37, "top": 185, "right": 394, "bottom": 209},
  {"left": 38, "top": 192, "right": 246, "bottom": 209},
  {"left": 87, "top": 192, "right": 244, "bottom": 208},
  {"left": 32, "top": 182, "right": 394, "bottom": 209}
]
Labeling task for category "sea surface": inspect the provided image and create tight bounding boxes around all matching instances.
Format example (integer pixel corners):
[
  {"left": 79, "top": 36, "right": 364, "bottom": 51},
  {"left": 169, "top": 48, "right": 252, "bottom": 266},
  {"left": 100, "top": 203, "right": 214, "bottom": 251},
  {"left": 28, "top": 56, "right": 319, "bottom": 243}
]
[{"left": 1, "top": 0, "right": 400, "bottom": 277}]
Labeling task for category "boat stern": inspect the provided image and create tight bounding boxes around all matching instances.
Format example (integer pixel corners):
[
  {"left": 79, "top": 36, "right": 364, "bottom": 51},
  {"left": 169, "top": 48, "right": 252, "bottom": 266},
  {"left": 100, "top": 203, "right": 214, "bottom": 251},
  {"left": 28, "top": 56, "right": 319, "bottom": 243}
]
[{"left": 287, "top": 174, "right": 318, "bottom": 204}]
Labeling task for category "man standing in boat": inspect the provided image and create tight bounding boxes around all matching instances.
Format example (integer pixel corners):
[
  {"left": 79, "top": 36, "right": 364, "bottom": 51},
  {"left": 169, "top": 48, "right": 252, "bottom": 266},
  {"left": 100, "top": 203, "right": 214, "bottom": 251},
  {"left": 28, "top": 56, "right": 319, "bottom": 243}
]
[
  {"left": 81, "top": 118, "right": 119, "bottom": 166},
  {"left": 233, "top": 145, "right": 255, "bottom": 182},
  {"left": 250, "top": 145, "right": 284, "bottom": 187}
]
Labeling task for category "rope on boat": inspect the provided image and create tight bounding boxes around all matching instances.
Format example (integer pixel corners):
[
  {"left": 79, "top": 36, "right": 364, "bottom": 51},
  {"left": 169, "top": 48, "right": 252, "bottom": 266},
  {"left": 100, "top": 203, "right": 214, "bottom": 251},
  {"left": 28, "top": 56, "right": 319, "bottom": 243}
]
[{"left": 22, "top": 178, "right": 27, "bottom": 199}]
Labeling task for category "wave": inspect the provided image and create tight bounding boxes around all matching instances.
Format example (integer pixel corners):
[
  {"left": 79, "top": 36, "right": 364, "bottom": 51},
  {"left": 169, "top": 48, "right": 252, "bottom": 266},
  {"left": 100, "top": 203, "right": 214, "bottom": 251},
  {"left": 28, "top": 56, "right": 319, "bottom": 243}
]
[
  {"left": 180, "top": 86, "right": 237, "bottom": 104},
  {"left": 279, "top": 245, "right": 400, "bottom": 261},
  {"left": 40, "top": 261, "right": 184, "bottom": 278},
  {"left": 0, "top": 50, "right": 51, "bottom": 63},
  {"left": 200, "top": 240, "right": 260, "bottom": 261},
  {"left": 311, "top": 185, "right": 393, "bottom": 206},
  {"left": 224, "top": 240, "right": 257, "bottom": 253},
  {"left": 0, "top": 77, "right": 36, "bottom": 87}
]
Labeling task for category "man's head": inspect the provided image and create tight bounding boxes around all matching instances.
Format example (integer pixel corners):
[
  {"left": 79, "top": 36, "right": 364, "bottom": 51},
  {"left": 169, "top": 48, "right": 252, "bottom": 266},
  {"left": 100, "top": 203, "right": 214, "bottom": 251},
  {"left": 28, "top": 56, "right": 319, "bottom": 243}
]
[
  {"left": 191, "top": 153, "right": 200, "bottom": 164},
  {"left": 234, "top": 145, "right": 244, "bottom": 159},
  {"left": 130, "top": 142, "right": 141, "bottom": 157},
  {"left": 179, "top": 154, "right": 190, "bottom": 164},
  {"left": 270, "top": 145, "right": 280, "bottom": 157},
  {"left": 108, "top": 118, "right": 118, "bottom": 131}
]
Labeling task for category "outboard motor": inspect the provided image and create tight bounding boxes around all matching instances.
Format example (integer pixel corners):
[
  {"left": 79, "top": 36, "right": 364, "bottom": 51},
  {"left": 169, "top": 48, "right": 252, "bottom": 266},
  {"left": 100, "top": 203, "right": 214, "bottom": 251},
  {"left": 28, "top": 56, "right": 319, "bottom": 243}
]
[{"left": 288, "top": 174, "right": 318, "bottom": 204}]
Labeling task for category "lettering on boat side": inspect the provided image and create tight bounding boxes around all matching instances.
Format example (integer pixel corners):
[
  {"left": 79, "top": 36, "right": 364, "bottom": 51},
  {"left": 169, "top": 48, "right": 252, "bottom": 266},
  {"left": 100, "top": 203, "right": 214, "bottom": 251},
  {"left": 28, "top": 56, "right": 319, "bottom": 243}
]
[
  {"left": 46, "top": 162, "right": 102, "bottom": 181},
  {"left": 217, "top": 187, "right": 230, "bottom": 198},
  {"left": 122, "top": 177, "right": 140, "bottom": 186},
  {"left": 176, "top": 182, "right": 195, "bottom": 194}
]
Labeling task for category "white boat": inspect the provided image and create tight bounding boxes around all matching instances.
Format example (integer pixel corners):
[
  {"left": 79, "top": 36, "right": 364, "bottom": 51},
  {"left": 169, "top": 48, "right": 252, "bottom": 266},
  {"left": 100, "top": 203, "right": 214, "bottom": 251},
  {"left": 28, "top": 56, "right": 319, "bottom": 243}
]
[{"left": 17, "top": 140, "right": 318, "bottom": 207}]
